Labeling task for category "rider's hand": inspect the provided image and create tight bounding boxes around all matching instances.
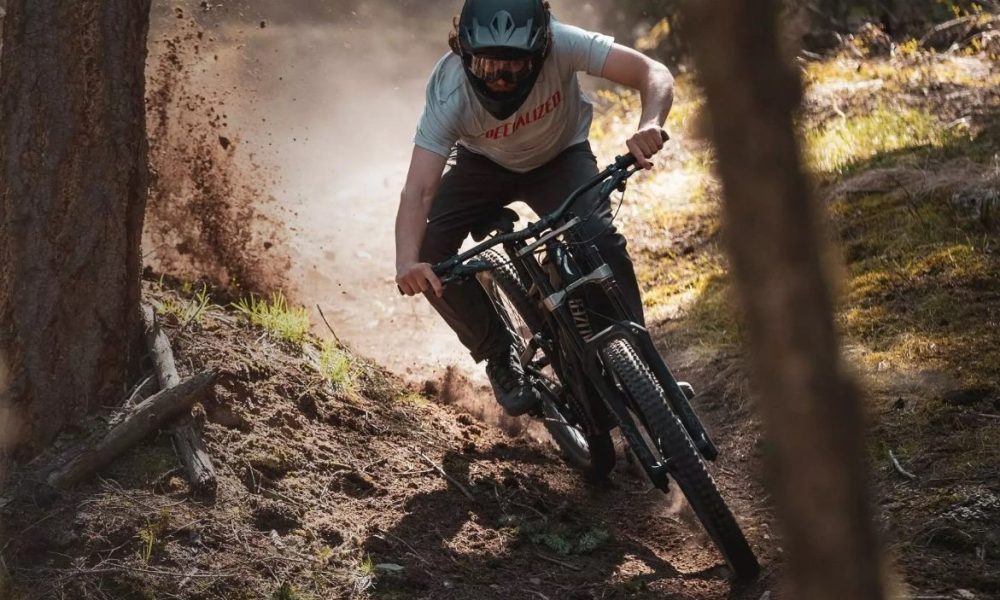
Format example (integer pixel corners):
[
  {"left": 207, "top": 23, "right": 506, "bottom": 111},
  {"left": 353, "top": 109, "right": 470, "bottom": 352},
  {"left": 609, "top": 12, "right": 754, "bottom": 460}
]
[
  {"left": 626, "top": 125, "right": 668, "bottom": 170},
  {"left": 396, "top": 262, "right": 444, "bottom": 298}
]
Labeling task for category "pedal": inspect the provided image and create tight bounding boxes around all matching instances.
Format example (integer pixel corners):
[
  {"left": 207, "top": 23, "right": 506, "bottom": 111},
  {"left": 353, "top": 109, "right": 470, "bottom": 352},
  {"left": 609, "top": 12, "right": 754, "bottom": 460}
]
[{"left": 648, "top": 463, "right": 671, "bottom": 492}]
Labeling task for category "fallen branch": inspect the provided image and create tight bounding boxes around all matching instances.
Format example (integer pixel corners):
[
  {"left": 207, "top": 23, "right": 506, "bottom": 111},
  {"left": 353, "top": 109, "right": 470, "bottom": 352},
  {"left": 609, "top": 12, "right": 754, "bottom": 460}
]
[
  {"left": 416, "top": 451, "right": 475, "bottom": 501},
  {"left": 920, "top": 14, "right": 998, "bottom": 50},
  {"left": 47, "top": 371, "right": 218, "bottom": 490},
  {"left": 534, "top": 552, "right": 582, "bottom": 572},
  {"left": 888, "top": 449, "right": 917, "bottom": 481},
  {"left": 142, "top": 304, "right": 217, "bottom": 495}
]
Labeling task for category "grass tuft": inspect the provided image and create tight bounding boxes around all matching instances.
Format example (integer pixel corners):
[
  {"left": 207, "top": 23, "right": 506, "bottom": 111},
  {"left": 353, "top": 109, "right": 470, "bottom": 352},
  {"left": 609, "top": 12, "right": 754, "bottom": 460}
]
[
  {"left": 351, "top": 555, "right": 375, "bottom": 594},
  {"left": 136, "top": 510, "right": 171, "bottom": 564},
  {"left": 515, "top": 518, "right": 612, "bottom": 556},
  {"left": 233, "top": 291, "right": 310, "bottom": 344},
  {"left": 319, "top": 343, "right": 355, "bottom": 391},
  {"left": 155, "top": 283, "right": 216, "bottom": 326},
  {"left": 272, "top": 583, "right": 312, "bottom": 600}
]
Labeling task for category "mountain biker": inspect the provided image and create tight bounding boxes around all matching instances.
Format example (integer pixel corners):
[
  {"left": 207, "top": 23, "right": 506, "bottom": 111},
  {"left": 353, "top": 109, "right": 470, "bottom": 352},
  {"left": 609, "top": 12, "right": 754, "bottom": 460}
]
[{"left": 395, "top": 0, "right": 674, "bottom": 417}]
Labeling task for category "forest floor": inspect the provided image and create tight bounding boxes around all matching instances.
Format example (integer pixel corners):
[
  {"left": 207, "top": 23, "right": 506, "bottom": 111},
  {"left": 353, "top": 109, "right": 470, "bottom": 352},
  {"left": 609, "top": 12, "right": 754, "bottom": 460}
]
[{"left": 2, "top": 32, "right": 1000, "bottom": 600}]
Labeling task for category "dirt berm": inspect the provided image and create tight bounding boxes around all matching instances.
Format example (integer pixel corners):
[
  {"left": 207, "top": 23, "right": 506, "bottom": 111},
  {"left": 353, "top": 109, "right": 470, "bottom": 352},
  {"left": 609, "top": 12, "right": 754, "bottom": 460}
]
[{"left": 0, "top": 279, "right": 775, "bottom": 600}]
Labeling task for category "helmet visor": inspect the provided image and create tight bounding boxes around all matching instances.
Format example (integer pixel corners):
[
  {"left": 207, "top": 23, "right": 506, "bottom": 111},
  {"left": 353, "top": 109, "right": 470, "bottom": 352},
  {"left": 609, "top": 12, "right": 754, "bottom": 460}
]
[{"left": 470, "top": 55, "right": 534, "bottom": 85}]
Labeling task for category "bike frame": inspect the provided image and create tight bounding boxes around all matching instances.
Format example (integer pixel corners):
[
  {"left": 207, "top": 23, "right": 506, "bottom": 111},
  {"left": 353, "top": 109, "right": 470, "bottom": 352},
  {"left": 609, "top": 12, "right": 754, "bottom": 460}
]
[{"left": 435, "top": 149, "right": 718, "bottom": 486}]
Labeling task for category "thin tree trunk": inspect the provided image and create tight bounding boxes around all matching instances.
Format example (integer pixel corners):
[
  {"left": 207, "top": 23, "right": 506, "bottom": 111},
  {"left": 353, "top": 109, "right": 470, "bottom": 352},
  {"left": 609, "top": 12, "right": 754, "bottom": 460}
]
[
  {"left": 682, "top": 1, "right": 887, "bottom": 598},
  {"left": 0, "top": 0, "right": 152, "bottom": 457}
]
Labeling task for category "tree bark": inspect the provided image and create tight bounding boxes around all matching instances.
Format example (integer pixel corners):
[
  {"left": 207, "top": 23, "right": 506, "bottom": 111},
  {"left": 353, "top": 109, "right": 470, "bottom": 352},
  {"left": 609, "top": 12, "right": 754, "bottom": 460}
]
[
  {"left": 141, "top": 304, "right": 217, "bottom": 495},
  {"left": 682, "top": 1, "right": 887, "bottom": 598},
  {"left": 46, "top": 370, "right": 218, "bottom": 490},
  {"left": 0, "top": 0, "right": 152, "bottom": 457}
]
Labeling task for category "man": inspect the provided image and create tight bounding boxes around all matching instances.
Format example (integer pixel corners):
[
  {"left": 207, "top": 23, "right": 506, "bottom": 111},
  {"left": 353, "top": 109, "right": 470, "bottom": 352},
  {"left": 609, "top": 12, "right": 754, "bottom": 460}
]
[{"left": 396, "top": 0, "right": 674, "bottom": 416}]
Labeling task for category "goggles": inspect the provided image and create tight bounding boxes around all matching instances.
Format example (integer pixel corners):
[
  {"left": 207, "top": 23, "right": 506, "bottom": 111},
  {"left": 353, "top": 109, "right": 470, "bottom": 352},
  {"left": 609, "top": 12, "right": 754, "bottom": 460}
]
[{"left": 469, "top": 55, "right": 534, "bottom": 85}]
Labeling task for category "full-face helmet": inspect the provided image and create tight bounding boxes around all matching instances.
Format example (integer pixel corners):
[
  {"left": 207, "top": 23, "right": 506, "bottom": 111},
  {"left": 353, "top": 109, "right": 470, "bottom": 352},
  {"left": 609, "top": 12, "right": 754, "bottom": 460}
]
[{"left": 450, "top": 0, "right": 552, "bottom": 120}]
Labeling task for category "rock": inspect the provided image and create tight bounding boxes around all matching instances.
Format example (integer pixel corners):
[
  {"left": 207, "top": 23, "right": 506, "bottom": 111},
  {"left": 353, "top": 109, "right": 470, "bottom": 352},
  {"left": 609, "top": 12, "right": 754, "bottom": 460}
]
[
  {"left": 956, "top": 590, "right": 976, "bottom": 599},
  {"left": 269, "top": 529, "right": 285, "bottom": 549},
  {"left": 374, "top": 563, "right": 405, "bottom": 574}
]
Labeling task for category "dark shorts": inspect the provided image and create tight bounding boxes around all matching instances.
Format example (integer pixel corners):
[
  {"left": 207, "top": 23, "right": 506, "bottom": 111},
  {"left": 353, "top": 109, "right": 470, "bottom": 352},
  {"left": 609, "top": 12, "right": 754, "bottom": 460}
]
[{"left": 419, "top": 141, "right": 645, "bottom": 362}]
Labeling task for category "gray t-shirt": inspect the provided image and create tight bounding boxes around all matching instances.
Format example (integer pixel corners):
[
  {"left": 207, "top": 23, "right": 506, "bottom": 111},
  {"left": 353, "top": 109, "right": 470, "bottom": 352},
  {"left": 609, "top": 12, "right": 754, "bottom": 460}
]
[{"left": 414, "top": 20, "right": 614, "bottom": 173}]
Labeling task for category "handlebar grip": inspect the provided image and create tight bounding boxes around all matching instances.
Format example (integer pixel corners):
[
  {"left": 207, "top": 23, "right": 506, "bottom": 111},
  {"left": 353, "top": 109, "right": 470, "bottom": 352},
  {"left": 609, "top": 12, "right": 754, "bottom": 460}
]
[{"left": 615, "top": 129, "right": 671, "bottom": 168}]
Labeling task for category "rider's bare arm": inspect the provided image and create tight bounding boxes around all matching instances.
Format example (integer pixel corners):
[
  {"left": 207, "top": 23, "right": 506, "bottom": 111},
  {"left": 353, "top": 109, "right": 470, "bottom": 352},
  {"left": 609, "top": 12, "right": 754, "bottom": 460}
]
[
  {"left": 600, "top": 44, "right": 675, "bottom": 170},
  {"left": 395, "top": 146, "right": 449, "bottom": 297}
]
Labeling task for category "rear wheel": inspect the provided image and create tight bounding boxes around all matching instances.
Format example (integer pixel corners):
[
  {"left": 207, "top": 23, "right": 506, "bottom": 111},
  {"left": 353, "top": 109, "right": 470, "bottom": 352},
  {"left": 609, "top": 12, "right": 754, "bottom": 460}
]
[
  {"left": 601, "top": 338, "right": 760, "bottom": 580},
  {"left": 478, "top": 249, "right": 614, "bottom": 478}
]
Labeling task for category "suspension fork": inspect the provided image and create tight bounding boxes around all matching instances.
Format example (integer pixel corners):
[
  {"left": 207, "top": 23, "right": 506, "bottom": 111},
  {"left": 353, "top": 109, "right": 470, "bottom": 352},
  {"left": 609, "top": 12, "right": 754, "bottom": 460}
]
[{"left": 569, "top": 243, "right": 721, "bottom": 461}]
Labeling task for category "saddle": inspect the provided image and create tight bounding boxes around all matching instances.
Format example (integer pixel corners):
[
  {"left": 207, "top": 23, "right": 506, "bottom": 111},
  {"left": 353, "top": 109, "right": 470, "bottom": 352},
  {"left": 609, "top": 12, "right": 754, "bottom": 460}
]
[{"left": 470, "top": 207, "right": 520, "bottom": 242}]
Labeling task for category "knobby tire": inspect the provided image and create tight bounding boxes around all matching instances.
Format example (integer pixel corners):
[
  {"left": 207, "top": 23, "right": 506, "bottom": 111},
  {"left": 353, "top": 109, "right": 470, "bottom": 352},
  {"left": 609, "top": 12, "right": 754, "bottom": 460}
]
[{"left": 601, "top": 338, "right": 760, "bottom": 580}]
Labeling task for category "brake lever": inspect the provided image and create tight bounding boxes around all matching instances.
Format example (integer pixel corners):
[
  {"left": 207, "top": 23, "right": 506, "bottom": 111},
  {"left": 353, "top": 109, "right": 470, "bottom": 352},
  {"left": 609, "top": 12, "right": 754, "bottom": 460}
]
[{"left": 435, "top": 259, "right": 492, "bottom": 287}]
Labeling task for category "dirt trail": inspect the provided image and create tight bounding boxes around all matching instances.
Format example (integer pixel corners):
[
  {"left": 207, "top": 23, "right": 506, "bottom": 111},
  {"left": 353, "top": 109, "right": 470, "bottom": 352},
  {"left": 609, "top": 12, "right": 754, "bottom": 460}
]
[{"left": 143, "top": 1, "right": 608, "bottom": 382}]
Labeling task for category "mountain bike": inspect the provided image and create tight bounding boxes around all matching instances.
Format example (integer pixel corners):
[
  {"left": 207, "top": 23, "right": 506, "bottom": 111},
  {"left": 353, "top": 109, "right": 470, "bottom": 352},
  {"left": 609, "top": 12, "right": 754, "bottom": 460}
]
[{"left": 430, "top": 138, "right": 761, "bottom": 579}]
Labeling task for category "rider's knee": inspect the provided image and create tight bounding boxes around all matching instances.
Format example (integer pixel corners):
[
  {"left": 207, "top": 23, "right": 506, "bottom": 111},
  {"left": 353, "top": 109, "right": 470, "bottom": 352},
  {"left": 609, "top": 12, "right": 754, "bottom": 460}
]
[{"left": 418, "top": 226, "right": 461, "bottom": 264}]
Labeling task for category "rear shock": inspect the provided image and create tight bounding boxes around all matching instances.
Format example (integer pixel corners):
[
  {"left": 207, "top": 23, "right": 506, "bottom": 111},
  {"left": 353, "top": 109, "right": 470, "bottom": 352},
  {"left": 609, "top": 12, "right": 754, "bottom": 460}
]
[{"left": 569, "top": 297, "right": 594, "bottom": 342}]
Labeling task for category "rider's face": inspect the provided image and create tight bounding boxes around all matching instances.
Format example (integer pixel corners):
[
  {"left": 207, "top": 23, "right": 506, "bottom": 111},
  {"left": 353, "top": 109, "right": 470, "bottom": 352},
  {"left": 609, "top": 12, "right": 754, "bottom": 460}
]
[
  {"left": 485, "top": 79, "right": 518, "bottom": 93},
  {"left": 471, "top": 55, "right": 532, "bottom": 94}
]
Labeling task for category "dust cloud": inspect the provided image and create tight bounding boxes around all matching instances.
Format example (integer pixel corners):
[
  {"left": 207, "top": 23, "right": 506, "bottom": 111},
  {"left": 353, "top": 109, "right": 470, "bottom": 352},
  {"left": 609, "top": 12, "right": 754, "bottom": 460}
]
[{"left": 145, "top": 0, "right": 609, "bottom": 380}]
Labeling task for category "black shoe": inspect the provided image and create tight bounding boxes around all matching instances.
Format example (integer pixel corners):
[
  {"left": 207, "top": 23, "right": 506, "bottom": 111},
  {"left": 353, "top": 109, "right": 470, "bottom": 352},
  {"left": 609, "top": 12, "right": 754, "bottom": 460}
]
[{"left": 485, "top": 347, "right": 542, "bottom": 417}]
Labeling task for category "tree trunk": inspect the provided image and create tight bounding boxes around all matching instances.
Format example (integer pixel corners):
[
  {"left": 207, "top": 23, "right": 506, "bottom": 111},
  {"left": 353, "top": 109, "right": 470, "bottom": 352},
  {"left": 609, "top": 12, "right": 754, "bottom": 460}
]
[
  {"left": 0, "top": 0, "right": 152, "bottom": 458},
  {"left": 682, "top": 1, "right": 887, "bottom": 598}
]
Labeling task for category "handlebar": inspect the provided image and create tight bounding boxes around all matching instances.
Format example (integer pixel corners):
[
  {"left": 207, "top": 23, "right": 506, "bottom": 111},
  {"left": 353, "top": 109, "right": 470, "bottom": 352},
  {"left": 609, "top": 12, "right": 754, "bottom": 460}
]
[{"left": 403, "top": 132, "right": 670, "bottom": 291}]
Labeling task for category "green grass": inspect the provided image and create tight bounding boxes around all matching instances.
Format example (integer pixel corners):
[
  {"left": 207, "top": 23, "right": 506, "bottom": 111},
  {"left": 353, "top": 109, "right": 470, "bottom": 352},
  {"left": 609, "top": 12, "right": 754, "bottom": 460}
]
[
  {"left": 833, "top": 188, "right": 1000, "bottom": 379},
  {"left": 233, "top": 291, "right": 310, "bottom": 344},
  {"left": 806, "top": 106, "right": 958, "bottom": 175},
  {"left": 136, "top": 510, "right": 171, "bottom": 564},
  {"left": 319, "top": 342, "right": 355, "bottom": 391},
  {"left": 513, "top": 517, "right": 611, "bottom": 556},
  {"left": 155, "top": 283, "right": 216, "bottom": 325},
  {"left": 272, "top": 583, "right": 313, "bottom": 600},
  {"left": 351, "top": 554, "right": 375, "bottom": 594}
]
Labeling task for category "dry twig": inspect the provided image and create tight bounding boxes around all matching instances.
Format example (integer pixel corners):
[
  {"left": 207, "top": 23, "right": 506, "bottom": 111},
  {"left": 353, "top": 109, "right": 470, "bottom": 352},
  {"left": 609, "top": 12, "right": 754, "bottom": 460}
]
[
  {"left": 416, "top": 451, "right": 475, "bottom": 501},
  {"left": 316, "top": 304, "right": 343, "bottom": 345},
  {"left": 888, "top": 449, "right": 917, "bottom": 481}
]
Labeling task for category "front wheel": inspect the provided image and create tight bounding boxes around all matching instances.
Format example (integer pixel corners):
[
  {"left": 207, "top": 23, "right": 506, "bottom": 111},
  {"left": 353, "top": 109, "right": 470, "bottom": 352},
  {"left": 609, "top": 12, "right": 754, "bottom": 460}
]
[{"left": 601, "top": 338, "right": 760, "bottom": 580}]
